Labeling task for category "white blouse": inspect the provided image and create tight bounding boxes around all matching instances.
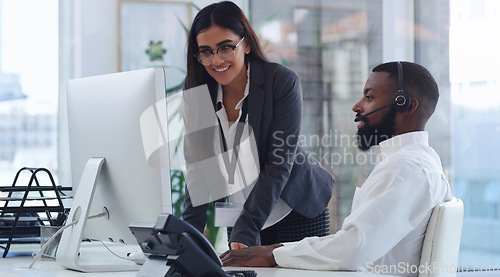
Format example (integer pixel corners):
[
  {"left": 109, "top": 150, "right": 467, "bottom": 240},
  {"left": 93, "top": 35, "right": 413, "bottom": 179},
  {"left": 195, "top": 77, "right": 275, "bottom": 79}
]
[{"left": 214, "top": 64, "right": 292, "bottom": 229}]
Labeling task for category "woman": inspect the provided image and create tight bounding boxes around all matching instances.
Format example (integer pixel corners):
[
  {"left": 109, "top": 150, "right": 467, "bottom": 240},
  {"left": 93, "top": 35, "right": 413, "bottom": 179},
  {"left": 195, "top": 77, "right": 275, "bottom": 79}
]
[{"left": 182, "top": 1, "right": 334, "bottom": 250}]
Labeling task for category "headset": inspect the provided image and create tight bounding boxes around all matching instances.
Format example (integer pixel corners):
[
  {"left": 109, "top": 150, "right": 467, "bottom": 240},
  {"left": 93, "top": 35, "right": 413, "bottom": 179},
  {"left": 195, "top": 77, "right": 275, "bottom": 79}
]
[
  {"left": 393, "top": 61, "right": 412, "bottom": 111},
  {"left": 354, "top": 61, "right": 412, "bottom": 122}
]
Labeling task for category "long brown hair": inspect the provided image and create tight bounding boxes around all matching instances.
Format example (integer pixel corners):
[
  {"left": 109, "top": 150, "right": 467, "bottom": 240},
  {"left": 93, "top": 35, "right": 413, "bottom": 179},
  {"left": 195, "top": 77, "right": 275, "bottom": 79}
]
[{"left": 185, "top": 1, "right": 268, "bottom": 90}]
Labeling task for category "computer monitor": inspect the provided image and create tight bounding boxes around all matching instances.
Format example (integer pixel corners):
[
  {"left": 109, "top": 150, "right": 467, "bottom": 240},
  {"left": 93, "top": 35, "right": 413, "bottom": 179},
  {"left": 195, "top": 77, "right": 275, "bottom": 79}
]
[{"left": 56, "top": 68, "right": 172, "bottom": 272}]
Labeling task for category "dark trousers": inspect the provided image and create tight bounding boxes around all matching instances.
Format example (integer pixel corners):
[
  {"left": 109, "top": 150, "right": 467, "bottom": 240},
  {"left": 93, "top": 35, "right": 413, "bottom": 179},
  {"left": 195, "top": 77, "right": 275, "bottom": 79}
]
[{"left": 228, "top": 208, "right": 330, "bottom": 246}]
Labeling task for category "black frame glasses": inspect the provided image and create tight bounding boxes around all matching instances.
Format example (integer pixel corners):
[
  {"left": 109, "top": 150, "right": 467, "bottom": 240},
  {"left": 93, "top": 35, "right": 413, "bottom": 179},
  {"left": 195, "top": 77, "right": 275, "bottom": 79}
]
[{"left": 194, "top": 37, "right": 246, "bottom": 66}]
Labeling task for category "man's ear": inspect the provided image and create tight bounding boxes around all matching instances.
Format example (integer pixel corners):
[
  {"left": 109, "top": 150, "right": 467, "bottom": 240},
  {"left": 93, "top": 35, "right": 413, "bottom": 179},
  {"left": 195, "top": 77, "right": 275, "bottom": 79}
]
[
  {"left": 404, "top": 97, "right": 419, "bottom": 115},
  {"left": 394, "top": 97, "right": 421, "bottom": 135}
]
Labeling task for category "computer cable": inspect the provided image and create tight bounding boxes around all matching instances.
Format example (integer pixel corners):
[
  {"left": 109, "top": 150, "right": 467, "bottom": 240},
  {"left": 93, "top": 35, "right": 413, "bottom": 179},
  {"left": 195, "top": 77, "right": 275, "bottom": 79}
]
[{"left": 28, "top": 211, "right": 108, "bottom": 268}]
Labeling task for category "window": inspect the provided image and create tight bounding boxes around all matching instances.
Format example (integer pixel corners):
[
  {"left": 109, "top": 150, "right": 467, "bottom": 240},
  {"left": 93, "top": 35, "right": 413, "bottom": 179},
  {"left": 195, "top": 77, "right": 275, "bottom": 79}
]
[
  {"left": 450, "top": 0, "right": 500, "bottom": 268},
  {"left": 251, "top": 0, "right": 499, "bottom": 269},
  {"left": 0, "top": 0, "right": 59, "bottom": 184}
]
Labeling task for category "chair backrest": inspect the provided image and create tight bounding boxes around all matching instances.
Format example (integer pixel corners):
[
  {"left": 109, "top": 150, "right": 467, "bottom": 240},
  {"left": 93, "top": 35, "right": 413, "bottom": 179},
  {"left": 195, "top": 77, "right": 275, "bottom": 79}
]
[{"left": 419, "top": 197, "right": 464, "bottom": 277}]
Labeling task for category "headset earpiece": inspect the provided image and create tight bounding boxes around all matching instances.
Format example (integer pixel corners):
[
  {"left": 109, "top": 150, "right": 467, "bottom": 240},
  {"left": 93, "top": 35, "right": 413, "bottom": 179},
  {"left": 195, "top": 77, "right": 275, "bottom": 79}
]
[
  {"left": 391, "top": 90, "right": 412, "bottom": 111},
  {"left": 391, "top": 61, "right": 412, "bottom": 112}
]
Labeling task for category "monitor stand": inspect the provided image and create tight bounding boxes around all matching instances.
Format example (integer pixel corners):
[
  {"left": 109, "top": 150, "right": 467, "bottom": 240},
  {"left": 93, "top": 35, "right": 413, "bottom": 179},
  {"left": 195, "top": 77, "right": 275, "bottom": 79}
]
[{"left": 56, "top": 157, "right": 140, "bottom": 272}]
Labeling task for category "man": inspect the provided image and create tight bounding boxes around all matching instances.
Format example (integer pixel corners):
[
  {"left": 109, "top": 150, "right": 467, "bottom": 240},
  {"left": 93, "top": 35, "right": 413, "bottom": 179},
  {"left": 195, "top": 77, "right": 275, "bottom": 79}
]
[{"left": 220, "top": 61, "right": 453, "bottom": 275}]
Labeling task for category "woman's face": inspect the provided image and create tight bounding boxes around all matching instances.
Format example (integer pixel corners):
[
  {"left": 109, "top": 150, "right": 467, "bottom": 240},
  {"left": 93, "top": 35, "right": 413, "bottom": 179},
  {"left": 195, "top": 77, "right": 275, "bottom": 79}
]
[{"left": 196, "top": 25, "right": 250, "bottom": 86}]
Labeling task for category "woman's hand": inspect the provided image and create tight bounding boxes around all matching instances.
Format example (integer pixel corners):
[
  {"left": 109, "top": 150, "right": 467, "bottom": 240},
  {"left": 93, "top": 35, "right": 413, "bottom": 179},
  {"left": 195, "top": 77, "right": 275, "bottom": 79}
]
[{"left": 220, "top": 244, "right": 284, "bottom": 267}]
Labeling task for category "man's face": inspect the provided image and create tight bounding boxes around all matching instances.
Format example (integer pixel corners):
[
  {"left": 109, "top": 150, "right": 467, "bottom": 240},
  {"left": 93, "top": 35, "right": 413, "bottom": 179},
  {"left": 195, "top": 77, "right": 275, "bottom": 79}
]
[{"left": 352, "top": 72, "right": 397, "bottom": 151}]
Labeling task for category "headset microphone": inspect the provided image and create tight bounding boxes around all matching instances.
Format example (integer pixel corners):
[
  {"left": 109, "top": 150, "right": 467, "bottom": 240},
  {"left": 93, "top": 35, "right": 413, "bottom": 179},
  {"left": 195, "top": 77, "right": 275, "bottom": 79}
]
[{"left": 354, "top": 103, "right": 393, "bottom": 122}]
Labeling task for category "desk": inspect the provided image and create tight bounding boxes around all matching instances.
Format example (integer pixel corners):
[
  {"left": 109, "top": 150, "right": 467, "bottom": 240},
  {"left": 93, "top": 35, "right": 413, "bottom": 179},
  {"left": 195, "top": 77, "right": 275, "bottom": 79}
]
[{"left": 0, "top": 244, "right": 384, "bottom": 277}]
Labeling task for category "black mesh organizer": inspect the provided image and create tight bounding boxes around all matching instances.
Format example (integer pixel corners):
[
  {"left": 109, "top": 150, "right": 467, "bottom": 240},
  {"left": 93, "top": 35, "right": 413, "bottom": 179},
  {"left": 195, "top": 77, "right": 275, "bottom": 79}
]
[{"left": 0, "top": 167, "right": 72, "bottom": 258}]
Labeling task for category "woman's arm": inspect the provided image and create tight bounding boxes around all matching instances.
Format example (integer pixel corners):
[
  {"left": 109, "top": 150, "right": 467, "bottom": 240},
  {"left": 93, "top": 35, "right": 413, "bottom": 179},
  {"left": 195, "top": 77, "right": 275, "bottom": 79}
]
[{"left": 229, "top": 65, "right": 304, "bottom": 246}]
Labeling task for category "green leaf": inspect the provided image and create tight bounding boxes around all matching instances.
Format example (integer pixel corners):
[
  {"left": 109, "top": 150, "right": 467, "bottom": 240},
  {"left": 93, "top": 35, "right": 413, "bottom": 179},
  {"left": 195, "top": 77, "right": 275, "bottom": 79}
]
[
  {"left": 280, "top": 55, "right": 289, "bottom": 67},
  {"left": 205, "top": 202, "right": 220, "bottom": 246},
  {"left": 176, "top": 15, "right": 190, "bottom": 36},
  {"left": 191, "top": 3, "right": 201, "bottom": 11},
  {"left": 170, "top": 169, "right": 185, "bottom": 217}
]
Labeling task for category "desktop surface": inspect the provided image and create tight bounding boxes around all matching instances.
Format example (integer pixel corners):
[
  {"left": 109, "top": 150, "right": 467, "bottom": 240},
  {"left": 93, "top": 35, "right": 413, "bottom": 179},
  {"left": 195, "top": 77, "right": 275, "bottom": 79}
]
[
  {"left": 1, "top": 244, "right": 385, "bottom": 277},
  {"left": 0, "top": 260, "right": 385, "bottom": 277}
]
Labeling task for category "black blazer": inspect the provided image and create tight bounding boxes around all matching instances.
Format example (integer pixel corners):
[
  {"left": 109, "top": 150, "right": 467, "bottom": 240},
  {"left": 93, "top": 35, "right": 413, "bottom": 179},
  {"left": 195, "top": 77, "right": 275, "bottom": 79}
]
[{"left": 182, "top": 61, "right": 334, "bottom": 246}]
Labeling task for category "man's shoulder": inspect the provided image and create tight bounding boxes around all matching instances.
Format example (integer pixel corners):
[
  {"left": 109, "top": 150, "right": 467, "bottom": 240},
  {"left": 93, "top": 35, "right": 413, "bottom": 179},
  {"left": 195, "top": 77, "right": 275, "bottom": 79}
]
[{"left": 384, "top": 144, "right": 443, "bottom": 174}]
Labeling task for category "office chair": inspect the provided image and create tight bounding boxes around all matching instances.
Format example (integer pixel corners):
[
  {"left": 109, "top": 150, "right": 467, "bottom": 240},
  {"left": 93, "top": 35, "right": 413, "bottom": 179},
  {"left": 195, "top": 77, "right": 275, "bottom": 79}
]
[{"left": 419, "top": 197, "right": 464, "bottom": 277}]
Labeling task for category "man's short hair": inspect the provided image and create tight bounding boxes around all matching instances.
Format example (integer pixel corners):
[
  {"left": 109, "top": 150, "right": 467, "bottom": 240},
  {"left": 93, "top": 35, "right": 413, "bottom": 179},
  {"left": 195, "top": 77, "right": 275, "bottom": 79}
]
[{"left": 372, "top": 61, "right": 439, "bottom": 116}]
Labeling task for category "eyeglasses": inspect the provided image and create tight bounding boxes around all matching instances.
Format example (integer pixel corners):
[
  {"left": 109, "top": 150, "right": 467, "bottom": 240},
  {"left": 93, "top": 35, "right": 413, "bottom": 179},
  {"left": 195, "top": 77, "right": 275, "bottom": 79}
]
[{"left": 194, "top": 37, "right": 245, "bottom": 66}]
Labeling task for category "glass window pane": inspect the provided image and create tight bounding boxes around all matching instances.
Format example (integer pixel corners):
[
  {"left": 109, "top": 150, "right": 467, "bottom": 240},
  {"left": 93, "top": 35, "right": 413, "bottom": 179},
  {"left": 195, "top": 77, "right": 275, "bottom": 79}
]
[
  {"left": 250, "top": 0, "right": 500, "bottom": 269},
  {"left": 450, "top": 0, "right": 500, "bottom": 268},
  {"left": 0, "top": 0, "right": 59, "bottom": 185}
]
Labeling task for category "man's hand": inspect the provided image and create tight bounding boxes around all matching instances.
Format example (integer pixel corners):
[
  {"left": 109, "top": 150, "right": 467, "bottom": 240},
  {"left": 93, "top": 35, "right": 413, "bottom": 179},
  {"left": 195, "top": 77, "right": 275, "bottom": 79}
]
[
  {"left": 230, "top": 242, "right": 248, "bottom": 250},
  {"left": 220, "top": 244, "right": 284, "bottom": 267}
]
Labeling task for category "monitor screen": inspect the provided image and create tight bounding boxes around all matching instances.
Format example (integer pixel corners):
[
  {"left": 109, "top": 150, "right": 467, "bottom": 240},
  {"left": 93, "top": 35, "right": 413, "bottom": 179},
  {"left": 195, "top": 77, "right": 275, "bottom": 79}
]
[{"left": 56, "top": 68, "right": 173, "bottom": 272}]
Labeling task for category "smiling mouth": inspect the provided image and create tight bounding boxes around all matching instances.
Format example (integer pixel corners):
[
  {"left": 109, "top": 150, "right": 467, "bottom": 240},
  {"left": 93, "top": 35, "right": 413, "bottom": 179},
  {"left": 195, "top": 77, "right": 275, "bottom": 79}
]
[{"left": 214, "top": 66, "right": 230, "bottom": 72}]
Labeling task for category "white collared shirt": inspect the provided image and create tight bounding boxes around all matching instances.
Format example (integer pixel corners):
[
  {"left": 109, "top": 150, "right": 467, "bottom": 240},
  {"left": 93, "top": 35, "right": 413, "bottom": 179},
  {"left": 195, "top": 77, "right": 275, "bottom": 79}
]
[
  {"left": 215, "top": 64, "right": 292, "bottom": 229},
  {"left": 273, "top": 131, "right": 453, "bottom": 275}
]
